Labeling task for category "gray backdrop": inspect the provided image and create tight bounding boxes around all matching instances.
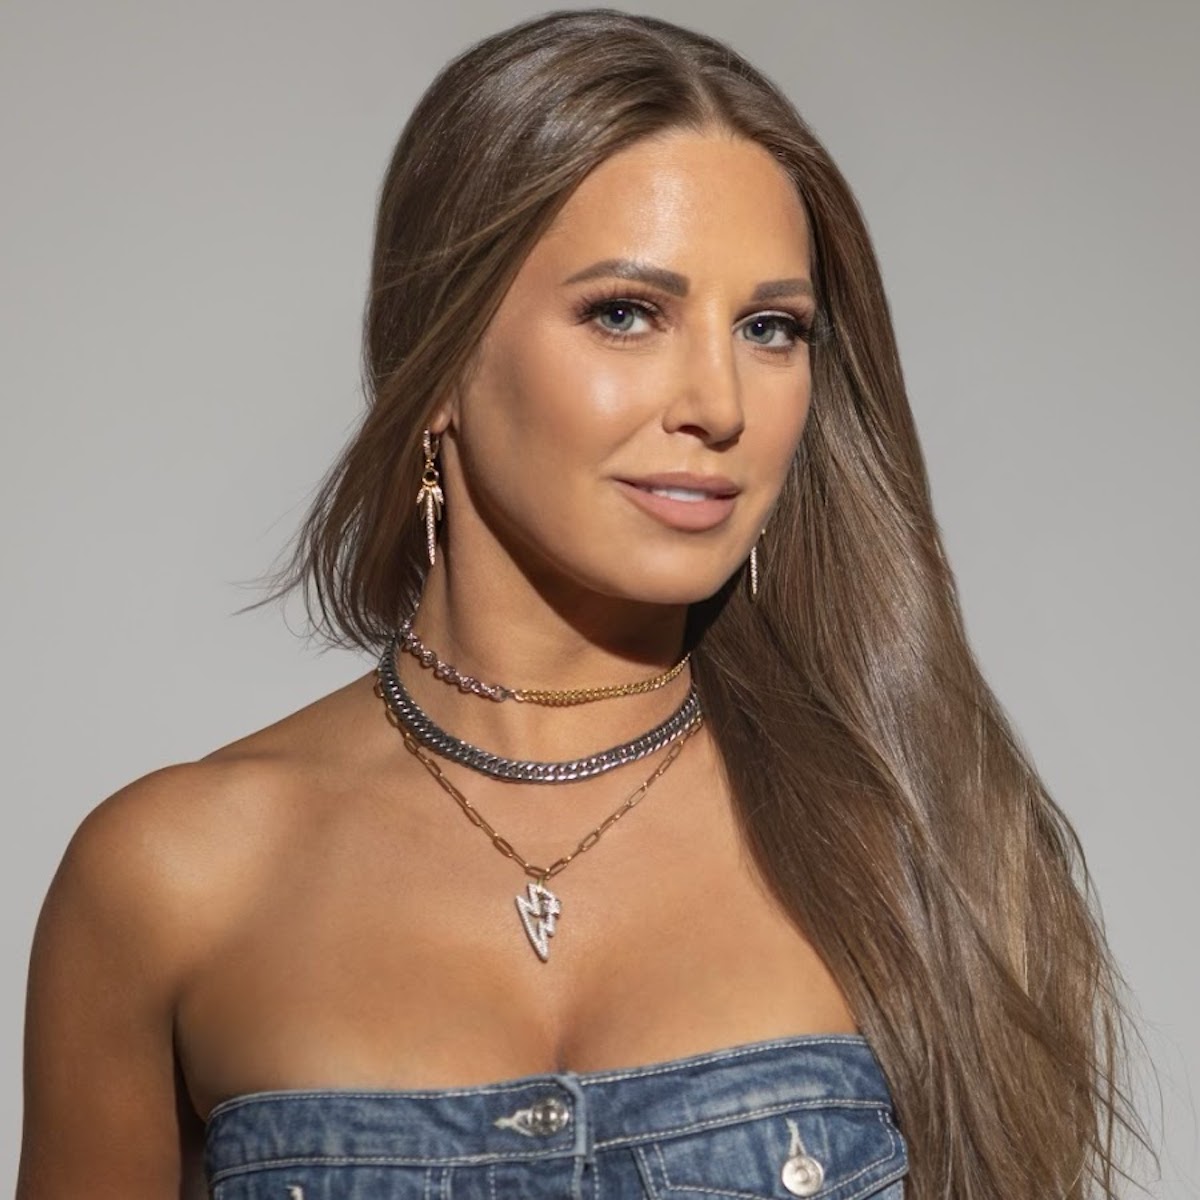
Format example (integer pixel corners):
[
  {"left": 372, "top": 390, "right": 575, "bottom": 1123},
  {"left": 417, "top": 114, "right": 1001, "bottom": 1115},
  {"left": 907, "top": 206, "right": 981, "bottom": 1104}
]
[{"left": 2, "top": 1, "right": 1195, "bottom": 1194}]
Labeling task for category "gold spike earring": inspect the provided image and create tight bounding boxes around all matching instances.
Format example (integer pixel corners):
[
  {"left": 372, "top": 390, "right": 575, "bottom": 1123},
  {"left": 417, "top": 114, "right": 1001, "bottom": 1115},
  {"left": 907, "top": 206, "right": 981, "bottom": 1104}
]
[{"left": 415, "top": 429, "right": 444, "bottom": 566}]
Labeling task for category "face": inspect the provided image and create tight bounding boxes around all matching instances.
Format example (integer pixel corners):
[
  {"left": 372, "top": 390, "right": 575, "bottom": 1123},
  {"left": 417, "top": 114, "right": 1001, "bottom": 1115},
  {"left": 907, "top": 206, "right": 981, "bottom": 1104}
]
[{"left": 432, "top": 127, "right": 816, "bottom": 606}]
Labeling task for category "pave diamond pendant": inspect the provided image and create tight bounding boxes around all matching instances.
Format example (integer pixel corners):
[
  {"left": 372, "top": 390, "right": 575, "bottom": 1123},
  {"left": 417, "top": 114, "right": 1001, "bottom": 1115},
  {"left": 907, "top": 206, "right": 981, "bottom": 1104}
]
[{"left": 515, "top": 879, "right": 562, "bottom": 962}]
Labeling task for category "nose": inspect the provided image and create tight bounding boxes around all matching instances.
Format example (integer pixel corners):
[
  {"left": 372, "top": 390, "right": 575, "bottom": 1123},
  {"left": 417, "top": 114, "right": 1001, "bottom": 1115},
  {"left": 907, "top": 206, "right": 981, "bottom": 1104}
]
[{"left": 661, "top": 311, "right": 745, "bottom": 446}]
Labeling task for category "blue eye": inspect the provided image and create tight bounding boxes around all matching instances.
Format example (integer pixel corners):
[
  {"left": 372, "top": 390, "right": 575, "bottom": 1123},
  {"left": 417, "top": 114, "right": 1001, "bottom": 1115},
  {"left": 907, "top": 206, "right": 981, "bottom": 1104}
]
[
  {"left": 581, "top": 297, "right": 657, "bottom": 338},
  {"left": 741, "top": 314, "right": 812, "bottom": 349},
  {"left": 574, "top": 288, "right": 815, "bottom": 353}
]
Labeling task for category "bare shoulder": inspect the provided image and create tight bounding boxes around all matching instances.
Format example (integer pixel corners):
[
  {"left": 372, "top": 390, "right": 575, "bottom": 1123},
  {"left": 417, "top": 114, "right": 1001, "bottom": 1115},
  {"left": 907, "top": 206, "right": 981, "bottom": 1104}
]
[
  {"left": 45, "top": 669, "right": 379, "bottom": 984},
  {"left": 18, "top": 678, "right": 378, "bottom": 1196},
  {"left": 42, "top": 756, "right": 288, "bottom": 995}
]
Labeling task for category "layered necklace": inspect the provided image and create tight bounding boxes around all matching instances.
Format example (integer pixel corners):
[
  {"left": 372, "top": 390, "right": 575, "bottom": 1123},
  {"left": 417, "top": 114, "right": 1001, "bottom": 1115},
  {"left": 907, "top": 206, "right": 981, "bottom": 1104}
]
[{"left": 373, "top": 613, "right": 702, "bottom": 961}]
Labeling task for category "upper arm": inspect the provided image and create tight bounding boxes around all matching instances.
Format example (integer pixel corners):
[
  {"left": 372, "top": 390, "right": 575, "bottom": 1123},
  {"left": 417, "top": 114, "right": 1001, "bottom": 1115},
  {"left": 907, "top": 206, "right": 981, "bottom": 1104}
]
[{"left": 17, "top": 764, "right": 219, "bottom": 1199}]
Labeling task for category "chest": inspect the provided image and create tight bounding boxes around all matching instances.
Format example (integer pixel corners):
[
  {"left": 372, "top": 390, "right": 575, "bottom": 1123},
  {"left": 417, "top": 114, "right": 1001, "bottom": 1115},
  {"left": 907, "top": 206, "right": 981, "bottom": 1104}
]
[{"left": 175, "top": 769, "right": 856, "bottom": 1122}]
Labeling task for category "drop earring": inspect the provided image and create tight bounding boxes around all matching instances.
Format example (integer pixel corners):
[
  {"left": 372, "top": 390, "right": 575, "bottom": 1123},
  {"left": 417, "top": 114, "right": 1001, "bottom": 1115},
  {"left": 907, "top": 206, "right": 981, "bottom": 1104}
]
[
  {"left": 748, "top": 528, "right": 766, "bottom": 601},
  {"left": 415, "top": 429, "right": 444, "bottom": 566}
]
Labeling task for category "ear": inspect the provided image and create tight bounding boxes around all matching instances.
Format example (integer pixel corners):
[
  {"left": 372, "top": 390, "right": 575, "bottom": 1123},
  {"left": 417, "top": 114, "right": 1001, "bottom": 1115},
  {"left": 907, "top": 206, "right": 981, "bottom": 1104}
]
[
  {"left": 426, "top": 397, "right": 454, "bottom": 437},
  {"left": 426, "top": 372, "right": 467, "bottom": 436}
]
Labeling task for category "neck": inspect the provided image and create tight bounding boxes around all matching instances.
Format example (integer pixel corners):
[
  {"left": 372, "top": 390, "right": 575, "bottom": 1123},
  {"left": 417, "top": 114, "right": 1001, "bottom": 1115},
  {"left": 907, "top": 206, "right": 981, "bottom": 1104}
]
[{"left": 395, "top": 545, "right": 693, "bottom": 764}]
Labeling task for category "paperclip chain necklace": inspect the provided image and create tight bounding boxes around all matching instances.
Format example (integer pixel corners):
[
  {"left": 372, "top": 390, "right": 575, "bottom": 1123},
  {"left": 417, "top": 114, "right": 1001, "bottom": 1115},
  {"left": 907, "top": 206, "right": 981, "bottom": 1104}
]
[{"left": 378, "top": 681, "right": 703, "bottom": 962}]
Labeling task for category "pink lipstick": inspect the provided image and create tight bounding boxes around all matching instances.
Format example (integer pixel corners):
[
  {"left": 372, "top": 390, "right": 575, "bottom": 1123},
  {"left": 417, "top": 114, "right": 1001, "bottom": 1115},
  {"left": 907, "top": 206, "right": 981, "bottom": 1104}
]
[{"left": 614, "top": 472, "right": 740, "bottom": 532}]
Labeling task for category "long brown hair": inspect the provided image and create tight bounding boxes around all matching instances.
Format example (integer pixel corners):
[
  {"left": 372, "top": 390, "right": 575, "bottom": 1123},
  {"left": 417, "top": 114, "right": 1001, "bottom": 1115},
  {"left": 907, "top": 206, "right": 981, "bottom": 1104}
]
[{"left": 248, "top": 9, "right": 1157, "bottom": 1196}]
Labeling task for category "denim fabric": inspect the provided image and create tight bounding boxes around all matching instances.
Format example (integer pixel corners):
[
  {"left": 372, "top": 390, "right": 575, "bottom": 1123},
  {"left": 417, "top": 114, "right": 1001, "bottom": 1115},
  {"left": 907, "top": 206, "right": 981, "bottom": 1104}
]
[{"left": 204, "top": 1032, "right": 908, "bottom": 1199}]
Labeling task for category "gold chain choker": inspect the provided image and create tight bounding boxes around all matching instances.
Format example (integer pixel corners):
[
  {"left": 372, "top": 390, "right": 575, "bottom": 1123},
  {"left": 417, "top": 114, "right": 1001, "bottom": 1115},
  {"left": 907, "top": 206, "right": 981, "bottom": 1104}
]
[
  {"left": 395, "top": 615, "right": 689, "bottom": 706},
  {"left": 375, "top": 635, "right": 702, "bottom": 783}
]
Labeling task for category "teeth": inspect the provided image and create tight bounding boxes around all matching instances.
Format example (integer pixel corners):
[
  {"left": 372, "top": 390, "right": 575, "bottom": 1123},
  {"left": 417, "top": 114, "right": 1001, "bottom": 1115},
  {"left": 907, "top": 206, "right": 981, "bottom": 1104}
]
[{"left": 647, "top": 487, "right": 710, "bottom": 502}]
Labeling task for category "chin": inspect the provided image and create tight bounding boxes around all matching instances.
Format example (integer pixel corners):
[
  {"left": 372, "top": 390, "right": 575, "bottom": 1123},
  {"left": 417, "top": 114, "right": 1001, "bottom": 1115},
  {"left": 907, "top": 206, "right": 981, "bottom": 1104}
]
[
  {"left": 533, "top": 536, "right": 742, "bottom": 608},
  {"left": 589, "top": 565, "right": 737, "bottom": 608}
]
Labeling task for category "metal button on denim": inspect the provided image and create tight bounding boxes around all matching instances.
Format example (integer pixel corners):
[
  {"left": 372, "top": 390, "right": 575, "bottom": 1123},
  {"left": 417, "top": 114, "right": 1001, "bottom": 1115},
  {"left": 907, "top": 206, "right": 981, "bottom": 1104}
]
[
  {"left": 781, "top": 1152, "right": 825, "bottom": 1196},
  {"left": 527, "top": 1095, "right": 571, "bottom": 1135},
  {"left": 492, "top": 1093, "right": 573, "bottom": 1137},
  {"left": 205, "top": 1036, "right": 908, "bottom": 1197}
]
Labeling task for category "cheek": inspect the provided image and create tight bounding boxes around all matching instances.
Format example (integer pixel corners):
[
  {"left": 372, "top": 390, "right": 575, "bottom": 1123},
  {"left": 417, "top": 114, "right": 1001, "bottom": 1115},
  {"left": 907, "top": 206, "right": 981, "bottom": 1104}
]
[
  {"left": 784, "top": 390, "right": 813, "bottom": 454},
  {"left": 753, "top": 378, "right": 813, "bottom": 478},
  {"left": 492, "top": 332, "right": 656, "bottom": 458}
]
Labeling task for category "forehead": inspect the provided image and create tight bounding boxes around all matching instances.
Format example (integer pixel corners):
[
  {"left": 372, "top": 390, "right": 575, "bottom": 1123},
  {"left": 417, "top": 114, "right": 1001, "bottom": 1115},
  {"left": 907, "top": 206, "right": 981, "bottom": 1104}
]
[{"left": 534, "top": 129, "right": 812, "bottom": 273}]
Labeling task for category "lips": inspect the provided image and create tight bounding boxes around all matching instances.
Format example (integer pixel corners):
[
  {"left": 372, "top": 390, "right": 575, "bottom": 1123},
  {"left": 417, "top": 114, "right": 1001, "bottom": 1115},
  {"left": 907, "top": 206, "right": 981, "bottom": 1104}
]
[
  {"left": 617, "top": 472, "right": 741, "bottom": 498},
  {"left": 614, "top": 473, "right": 740, "bottom": 532}
]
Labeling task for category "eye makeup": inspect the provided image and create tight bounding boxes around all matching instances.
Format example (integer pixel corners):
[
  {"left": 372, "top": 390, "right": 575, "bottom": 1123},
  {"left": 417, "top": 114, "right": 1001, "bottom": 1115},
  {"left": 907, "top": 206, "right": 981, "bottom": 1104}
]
[{"left": 572, "top": 286, "right": 816, "bottom": 354}]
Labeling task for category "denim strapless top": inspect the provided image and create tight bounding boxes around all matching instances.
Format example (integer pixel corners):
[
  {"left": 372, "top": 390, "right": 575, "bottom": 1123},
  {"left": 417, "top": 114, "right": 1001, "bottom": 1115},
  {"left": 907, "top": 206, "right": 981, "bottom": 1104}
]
[{"left": 204, "top": 1032, "right": 908, "bottom": 1199}]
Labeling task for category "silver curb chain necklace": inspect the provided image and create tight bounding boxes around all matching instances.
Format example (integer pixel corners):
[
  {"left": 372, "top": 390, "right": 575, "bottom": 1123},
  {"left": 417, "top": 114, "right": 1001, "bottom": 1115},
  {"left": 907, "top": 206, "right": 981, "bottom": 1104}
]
[
  {"left": 375, "top": 634, "right": 702, "bottom": 782},
  {"left": 372, "top": 631, "right": 704, "bottom": 960},
  {"left": 375, "top": 670, "right": 702, "bottom": 961}
]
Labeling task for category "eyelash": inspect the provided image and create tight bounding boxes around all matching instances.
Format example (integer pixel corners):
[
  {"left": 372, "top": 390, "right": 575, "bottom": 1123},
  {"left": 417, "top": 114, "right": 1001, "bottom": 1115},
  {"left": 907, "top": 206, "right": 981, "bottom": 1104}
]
[{"left": 574, "top": 287, "right": 816, "bottom": 353}]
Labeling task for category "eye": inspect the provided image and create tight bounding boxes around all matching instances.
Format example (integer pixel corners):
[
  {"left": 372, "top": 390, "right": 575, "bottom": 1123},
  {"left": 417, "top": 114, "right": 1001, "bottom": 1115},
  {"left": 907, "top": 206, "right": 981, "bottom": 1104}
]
[
  {"left": 576, "top": 292, "right": 660, "bottom": 342},
  {"left": 573, "top": 289, "right": 817, "bottom": 352},
  {"left": 739, "top": 312, "right": 814, "bottom": 352}
]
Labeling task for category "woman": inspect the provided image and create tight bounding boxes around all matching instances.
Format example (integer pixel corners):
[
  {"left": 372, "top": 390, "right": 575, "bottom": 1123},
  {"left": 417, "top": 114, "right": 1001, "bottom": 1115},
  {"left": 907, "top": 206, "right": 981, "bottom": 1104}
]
[{"left": 17, "top": 9, "right": 1151, "bottom": 1198}]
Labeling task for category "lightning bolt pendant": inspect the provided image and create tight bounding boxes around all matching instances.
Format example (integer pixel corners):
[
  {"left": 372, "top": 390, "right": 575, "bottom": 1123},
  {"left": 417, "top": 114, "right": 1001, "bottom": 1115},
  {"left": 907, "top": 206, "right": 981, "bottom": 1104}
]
[{"left": 515, "top": 879, "right": 562, "bottom": 962}]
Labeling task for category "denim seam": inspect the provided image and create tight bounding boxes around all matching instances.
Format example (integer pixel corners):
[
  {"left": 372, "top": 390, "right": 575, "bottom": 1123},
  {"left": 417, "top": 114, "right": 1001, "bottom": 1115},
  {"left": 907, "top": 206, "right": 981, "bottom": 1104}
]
[
  {"left": 824, "top": 1107, "right": 896, "bottom": 1197},
  {"left": 206, "top": 1106, "right": 896, "bottom": 1184},
  {"left": 658, "top": 1130, "right": 784, "bottom": 1200},
  {"left": 594, "top": 1097, "right": 888, "bottom": 1150},
  {"left": 573, "top": 1146, "right": 586, "bottom": 1200},
  {"left": 651, "top": 1106, "right": 903, "bottom": 1200},
  {"left": 203, "top": 1036, "right": 876, "bottom": 1123},
  {"left": 206, "top": 1079, "right": 576, "bottom": 1121},
  {"left": 209, "top": 1150, "right": 575, "bottom": 1184},
  {"left": 846, "top": 1164, "right": 909, "bottom": 1200},
  {"left": 633, "top": 1144, "right": 661, "bottom": 1200},
  {"left": 840, "top": 1110, "right": 907, "bottom": 1200},
  {"left": 207, "top": 1100, "right": 893, "bottom": 1182}
]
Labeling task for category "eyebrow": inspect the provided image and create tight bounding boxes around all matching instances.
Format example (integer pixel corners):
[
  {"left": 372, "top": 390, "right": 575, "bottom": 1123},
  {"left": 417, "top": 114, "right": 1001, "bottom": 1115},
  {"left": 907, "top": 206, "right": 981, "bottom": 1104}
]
[{"left": 562, "top": 257, "right": 814, "bottom": 302}]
